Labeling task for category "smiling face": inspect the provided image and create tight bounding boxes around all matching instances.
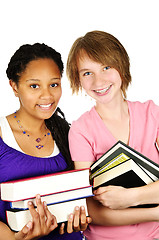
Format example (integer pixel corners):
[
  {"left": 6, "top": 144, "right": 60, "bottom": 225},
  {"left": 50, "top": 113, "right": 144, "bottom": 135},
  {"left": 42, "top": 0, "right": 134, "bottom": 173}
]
[
  {"left": 77, "top": 52, "right": 123, "bottom": 107},
  {"left": 11, "top": 58, "right": 62, "bottom": 120}
]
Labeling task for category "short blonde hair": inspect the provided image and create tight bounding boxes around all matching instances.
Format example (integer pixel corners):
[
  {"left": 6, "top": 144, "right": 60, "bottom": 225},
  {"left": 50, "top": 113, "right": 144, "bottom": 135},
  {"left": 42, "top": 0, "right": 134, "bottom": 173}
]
[{"left": 66, "top": 30, "right": 131, "bottom": 98}]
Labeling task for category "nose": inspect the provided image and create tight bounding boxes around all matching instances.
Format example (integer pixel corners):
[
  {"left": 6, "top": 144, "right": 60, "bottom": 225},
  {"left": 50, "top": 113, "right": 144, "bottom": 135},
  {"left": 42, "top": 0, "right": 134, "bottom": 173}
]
[
  {"left": 93, "top": 72, "right": 106, "bottom": 87},
  {"left": 40, "top": 87, "right": 52, "bottom": 99}
]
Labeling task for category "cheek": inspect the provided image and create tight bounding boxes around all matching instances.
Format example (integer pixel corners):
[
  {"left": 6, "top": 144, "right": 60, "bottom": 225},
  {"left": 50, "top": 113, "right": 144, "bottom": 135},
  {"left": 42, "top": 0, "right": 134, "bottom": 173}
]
[
  {"left": 18, "top": 93, "right": 34, "bottom": 103},
  {"left": 117, "top": 76, "right": 122, "bottom": 88},
  {"left": 55, "top": 88, "right": 62, "bottom": 102},
  {"left": 80, "top": 79, "right": 90, "bottom": 90},
  {"left": 18, "top": 91, "right": 38, "bottom": 108},
  {"left": 111, "top": 72, "right": 122, "bottom": 87}
]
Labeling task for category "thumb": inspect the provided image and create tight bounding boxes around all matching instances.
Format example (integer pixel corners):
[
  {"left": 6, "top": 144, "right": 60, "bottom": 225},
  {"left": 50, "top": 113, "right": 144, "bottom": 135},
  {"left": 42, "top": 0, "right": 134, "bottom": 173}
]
[
  {"left": 86, "top": 216, "right": 92, "bottom": 224},
  {"left": 15, "top": 221, "right": 33, "bottom": 240},
  {"left": 94, "top": 187, "right": 107, "bottom": 195}
]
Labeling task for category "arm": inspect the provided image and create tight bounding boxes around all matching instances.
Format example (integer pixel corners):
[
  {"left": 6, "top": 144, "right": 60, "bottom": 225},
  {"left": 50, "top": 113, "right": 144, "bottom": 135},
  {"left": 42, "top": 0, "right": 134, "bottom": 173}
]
[
  {"left": 87, "top": 197, "right": 159, "bottom": 226},
  {"left": 0, "top": 222, "right": 16, "bottom": 240},
  {"left": 93, "top": 180, "right": 159, "bottom": 210},
  {"left": 74, "top": 161, "right": 159, "bottom": 226},
  {"left": 69, "top": 124, "right": 159, "bottom": 225},
  {"left": 0, "top": 195, "right": 57, "bottom": 240},
  {"left": 94, "top": 136, "right": 159, "bottom": 209}
]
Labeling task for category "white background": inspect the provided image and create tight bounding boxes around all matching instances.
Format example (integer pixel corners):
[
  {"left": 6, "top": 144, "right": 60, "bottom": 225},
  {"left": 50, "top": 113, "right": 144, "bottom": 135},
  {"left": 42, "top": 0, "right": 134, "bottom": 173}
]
[{"left": 0, "top": 0, "right": 159, "bottom": 123}]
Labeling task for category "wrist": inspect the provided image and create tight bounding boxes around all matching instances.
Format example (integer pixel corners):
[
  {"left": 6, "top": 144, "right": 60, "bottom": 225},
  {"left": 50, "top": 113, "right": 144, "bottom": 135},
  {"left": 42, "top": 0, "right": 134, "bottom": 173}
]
[
  {"left": 145, "top": 206, "right": 159, "bottom": 222},
  {"left": 7, "top": 231, "right": 16, "bottom": 240},
  {"left": 12, "top": 232, "right": 17, "bottom": 240},
  {"left": 127, "top": 187, "right": 141, "bottom": 207}
]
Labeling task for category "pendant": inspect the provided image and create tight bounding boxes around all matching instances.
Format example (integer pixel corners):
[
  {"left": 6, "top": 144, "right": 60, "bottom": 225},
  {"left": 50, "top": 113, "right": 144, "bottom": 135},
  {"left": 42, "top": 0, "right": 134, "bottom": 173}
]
[
  {"left": 36, "top": 145, "right": 43, "bottom": 149},
  {"left": 36, "top": 138, "right": 41, "bottom": 143},
  {"left": 14, "top": 113, "right": 49, "bottom": 149}
]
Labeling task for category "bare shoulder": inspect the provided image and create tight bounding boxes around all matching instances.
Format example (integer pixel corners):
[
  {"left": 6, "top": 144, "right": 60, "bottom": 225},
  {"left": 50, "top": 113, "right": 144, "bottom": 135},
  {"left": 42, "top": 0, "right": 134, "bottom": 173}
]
[{"left": 6, "top": 114, "right": 15, "bottom": 128}]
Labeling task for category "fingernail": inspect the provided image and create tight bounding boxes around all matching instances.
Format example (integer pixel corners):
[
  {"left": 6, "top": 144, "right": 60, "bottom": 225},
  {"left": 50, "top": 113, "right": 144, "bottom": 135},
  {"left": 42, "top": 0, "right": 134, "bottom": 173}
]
[
  {"left": 43, "top": 201, "right": 47, "bottom": 207},
  {"left": 28, "top": 201, "right": 33, "bottom": 206},
  {"left": 81, "top": 206, "right": 85, "bottom": 211},
  {"left": 61, "top": 222, "right": 65, "bottom": 227},
  {"left": 75, "top": 206, "right": 79, "bottom": 211},
  {"left": 36, "top": 194, "right": 41, "bottom": 200},
  {"left": 26, "top": 221, "right": 32, "bottom": 229},
  {"left": 69, "top": 214, "right": 73, "bottom": 219}
]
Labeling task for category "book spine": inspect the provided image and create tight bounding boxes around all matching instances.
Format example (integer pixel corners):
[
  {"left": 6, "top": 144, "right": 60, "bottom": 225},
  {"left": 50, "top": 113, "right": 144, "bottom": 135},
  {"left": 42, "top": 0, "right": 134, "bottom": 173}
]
[{"left": 10, "top": 194, "right": 94, "bottom": 210}]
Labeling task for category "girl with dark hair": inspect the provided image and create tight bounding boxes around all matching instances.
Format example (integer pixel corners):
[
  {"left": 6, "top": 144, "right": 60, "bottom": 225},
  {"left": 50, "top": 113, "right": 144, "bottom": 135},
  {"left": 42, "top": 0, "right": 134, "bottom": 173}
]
[{"left": 0, "top": 43, "right": 90, "bottom": 240}]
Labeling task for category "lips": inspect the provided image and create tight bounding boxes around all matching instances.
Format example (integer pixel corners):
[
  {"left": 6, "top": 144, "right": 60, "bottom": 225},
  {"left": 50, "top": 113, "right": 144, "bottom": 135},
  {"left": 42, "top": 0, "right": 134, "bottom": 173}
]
[
  {"left": 38, "top": 103, "right": 52, "bottom": 108},
  {"left": 37, "top": 103, "right": 53, "bottom": 110},
  {"left": 93, "top": 85, "right": 112, "bottom": 94}
]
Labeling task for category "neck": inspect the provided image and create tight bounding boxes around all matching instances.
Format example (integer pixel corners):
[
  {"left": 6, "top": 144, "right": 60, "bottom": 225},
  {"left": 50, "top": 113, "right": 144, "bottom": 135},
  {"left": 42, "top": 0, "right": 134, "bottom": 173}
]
[
  {"left": 15, "top": 110, "right": 46, "bottom": 134},
  {"left": 95, "top": 94, "right": 128, "bottom": 121}
]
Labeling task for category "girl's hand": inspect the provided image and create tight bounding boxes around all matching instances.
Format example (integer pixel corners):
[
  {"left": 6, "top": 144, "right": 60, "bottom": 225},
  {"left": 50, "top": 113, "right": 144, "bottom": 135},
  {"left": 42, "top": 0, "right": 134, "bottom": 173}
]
[
  {"left": 94, "top": 186, "right": 137, "bottom": 209},
  {"left": 14, "top": 194, "right": 57, "bottom": 240},
  {"left": 59, "top": 206, "right": 92, "bottom": 234}
]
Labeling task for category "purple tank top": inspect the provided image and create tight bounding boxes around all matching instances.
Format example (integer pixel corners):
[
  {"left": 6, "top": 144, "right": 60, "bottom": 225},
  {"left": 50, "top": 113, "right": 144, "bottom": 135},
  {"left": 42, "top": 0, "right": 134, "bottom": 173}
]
[{"left": 0, "top": 137, "right": 83, "bottom": 239}]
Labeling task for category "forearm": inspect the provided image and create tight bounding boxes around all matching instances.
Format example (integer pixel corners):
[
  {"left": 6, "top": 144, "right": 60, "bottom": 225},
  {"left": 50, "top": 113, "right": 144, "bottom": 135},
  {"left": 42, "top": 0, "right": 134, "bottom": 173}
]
[
  {"left": 133, "top": 180, "right": 159, "bottom": 206},
  {"left": 0, "top": 222, "right": 15, "bottom": 240},
  {"left": 87, "top": 197, "right": 159, "bottom": 226},
  {"left": 95, "top": 180, "right": 159, "bottom": 209}
]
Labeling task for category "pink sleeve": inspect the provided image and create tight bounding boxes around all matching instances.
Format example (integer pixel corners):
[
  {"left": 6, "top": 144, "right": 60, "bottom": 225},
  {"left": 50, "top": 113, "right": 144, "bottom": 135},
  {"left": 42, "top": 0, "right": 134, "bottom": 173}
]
[
  {"left": 68, "top": 122, "right": 95, "bottom": 162},
  {"left": 150, "top": 100, "right": 159, "bottom": 138}
]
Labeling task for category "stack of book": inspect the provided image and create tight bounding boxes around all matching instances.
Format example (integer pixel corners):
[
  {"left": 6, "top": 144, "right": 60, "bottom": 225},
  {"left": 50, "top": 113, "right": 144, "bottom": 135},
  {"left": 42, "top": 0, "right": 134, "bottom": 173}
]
[
  {"left": 1, "top": 168, "right": 93, "bottom": 231},
  {"left": 90, "top": 141, "right": 159, "bottom": 207}
]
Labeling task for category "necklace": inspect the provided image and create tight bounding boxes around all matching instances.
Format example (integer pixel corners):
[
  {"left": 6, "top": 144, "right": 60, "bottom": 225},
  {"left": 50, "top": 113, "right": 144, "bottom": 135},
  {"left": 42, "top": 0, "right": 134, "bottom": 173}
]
[{"left": 14, "top": 112, "right": 51, "bottom": 149}]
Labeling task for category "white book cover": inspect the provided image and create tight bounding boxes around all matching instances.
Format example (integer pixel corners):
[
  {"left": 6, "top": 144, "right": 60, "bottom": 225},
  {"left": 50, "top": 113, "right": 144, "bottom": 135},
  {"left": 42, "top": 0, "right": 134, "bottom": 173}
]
[
  {"left": 1, "top": 168, "right": 90, "bottom": 201},
  {"left": 7, "top": 198, "right": 88, "bottom": 232},
  {"left": 11, "top": 185, "right": 93, "bottom": 209}
]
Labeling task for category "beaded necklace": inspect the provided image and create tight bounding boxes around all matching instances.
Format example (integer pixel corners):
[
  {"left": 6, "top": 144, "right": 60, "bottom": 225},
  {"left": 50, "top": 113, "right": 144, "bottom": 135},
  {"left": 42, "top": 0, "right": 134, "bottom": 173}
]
[{"left": 14, "top": 113, "right": 50, "bottom": 149}]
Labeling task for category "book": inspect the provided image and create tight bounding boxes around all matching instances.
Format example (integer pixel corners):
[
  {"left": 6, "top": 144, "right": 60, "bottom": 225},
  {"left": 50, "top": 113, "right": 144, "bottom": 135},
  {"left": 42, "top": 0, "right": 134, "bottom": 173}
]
[
  {"left": 90, "top": 141, "right": 159, "bottom": 208},
  {"left": 93, "top": 159, "right": 154, "bottom": 190},
  {"left": 90, "top": 151, "right": 157, "bottom": 182},
  {"left": 6, "top": 198, "right": 88, "bottom": 232},
  {"left": 10, "top": 185, "right": 93, "bottom": 209},
  {"left": 90, "top": 140, "right": 159, "bottom": 181},
  {"left": 1, "top": 168, "right": 90, "bottom": 202}
]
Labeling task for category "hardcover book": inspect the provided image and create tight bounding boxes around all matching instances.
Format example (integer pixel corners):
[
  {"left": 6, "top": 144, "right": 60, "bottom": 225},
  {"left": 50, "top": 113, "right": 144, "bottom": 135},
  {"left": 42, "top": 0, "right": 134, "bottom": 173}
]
[
  {"left": 7, "top": 198, "right": 88, "bottom": 231},
  {"left": 90, "top": 141, "right": 159, "bottom": 208},
  {"left": 90, "top": 141, "right": 159, "bottom": 181},
  {"left": 10, "top": 185, "right": 93, "bottom": 209},
  {"left": 1, "top": 168, "right": 90, "bottom": 201},
  {"left": 93, "top": 159, "right": 153, "bottom": 189}
]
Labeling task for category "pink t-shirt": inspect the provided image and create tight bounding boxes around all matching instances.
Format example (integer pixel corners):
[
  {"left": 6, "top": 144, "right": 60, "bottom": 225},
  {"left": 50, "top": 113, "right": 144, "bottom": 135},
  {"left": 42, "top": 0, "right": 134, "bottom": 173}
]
[{"left": 69, "top": 100, "right": 159, "bottom": 240}]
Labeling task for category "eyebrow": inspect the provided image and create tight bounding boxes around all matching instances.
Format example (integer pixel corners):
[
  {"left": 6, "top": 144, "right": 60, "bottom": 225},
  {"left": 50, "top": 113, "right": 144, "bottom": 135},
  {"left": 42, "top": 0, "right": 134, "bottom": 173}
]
[
  {"left": 79, "top": 69, "right": 90, "bottom": 73},
  {"left": 26, "top": 78, "right": 61, "bottom": 82}
]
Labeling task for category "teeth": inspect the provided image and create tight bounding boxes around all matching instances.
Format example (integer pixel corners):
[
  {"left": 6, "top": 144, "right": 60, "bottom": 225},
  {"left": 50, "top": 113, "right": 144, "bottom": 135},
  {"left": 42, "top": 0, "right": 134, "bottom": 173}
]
[
  {"left": 94, "top": 85, "right": 111, "bottom": 93},
  {"left": 38, "top": 104, "right": 52, "bottom": 108}
]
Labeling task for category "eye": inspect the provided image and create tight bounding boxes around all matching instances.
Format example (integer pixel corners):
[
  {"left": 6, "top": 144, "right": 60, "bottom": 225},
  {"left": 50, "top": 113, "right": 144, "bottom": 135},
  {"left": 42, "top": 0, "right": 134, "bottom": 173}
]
[
  {"left": 30, "top": 84, "right": 39, "bottom": 89},
  {"left": 103, "top": 66, "right": 110, "bottom": 71},
  {"left": 50, "top": 83, "right": 58, "bottom": 88},
  {"left": 83, "top": 72, "right": 92, "bottom": 76}
]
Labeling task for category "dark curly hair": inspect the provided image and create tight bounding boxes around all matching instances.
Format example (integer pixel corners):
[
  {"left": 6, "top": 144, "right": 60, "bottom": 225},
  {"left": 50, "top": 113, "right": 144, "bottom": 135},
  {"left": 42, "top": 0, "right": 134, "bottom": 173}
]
[
  {"left": 6, "top": 43, "right": 64, "bottom": 84},
  {"left": 6, "top": 43, "right": 73, "bottom": 170}
]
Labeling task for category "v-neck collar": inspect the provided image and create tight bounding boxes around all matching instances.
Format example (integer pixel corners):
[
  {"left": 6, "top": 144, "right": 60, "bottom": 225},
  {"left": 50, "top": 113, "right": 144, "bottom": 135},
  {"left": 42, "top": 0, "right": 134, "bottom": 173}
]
[{"left": 92, "top": 100, "right": 133, "bottom": 146}]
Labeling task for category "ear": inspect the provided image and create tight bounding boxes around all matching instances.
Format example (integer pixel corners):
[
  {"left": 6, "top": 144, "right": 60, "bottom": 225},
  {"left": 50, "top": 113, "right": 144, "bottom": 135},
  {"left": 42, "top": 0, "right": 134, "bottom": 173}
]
[{"left": 9, "top": 80, "right": 19, "bottom": 97}]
